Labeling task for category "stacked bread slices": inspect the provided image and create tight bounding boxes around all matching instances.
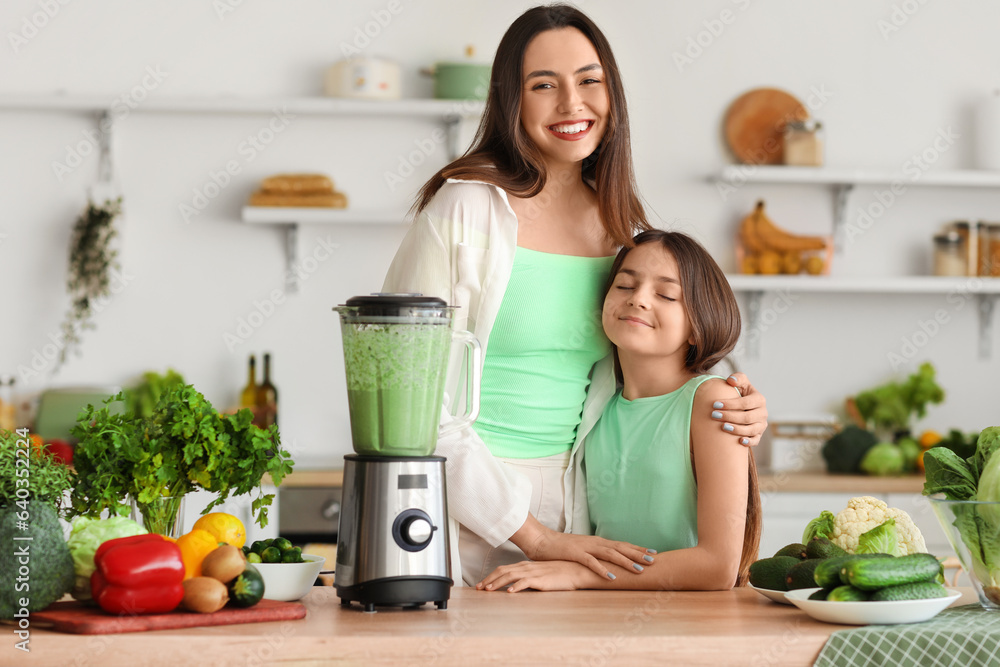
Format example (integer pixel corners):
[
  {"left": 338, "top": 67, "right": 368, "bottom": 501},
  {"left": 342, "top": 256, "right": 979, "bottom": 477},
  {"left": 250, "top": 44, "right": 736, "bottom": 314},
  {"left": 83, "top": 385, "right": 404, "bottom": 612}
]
[{"left": 249, "top": 173, "right": 348, "bottom": 208}]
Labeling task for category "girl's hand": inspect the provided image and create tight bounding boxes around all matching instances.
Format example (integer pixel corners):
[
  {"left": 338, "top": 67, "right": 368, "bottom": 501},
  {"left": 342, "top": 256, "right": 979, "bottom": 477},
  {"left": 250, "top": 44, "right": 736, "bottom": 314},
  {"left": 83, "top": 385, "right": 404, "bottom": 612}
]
[
  {"left": 709, "top": 373, "right": 768, "bottom": 447},
  {"left": 477, "top": 560, "right": 593, "bottom": 593},
  {"left": 511, "top": 516, "right": 653, "bottom": 580}
]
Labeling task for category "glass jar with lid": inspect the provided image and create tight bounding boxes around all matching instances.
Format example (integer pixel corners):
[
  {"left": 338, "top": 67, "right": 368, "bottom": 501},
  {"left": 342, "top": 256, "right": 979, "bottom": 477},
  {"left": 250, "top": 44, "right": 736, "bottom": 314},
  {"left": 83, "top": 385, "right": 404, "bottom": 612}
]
[
  {"left": 933, "top": 231, "right": 966, "bottom": 276},
  {"left": 783, "top": 120, "right": 824, "bottom": 166}
]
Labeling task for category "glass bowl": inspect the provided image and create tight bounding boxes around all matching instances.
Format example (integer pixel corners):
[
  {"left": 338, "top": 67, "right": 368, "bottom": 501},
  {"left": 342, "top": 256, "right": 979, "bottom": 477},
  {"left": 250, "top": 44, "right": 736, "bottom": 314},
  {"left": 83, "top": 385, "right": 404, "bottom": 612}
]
[{"left": 928, "top": 496, "right": 1000, "bottom": 610}]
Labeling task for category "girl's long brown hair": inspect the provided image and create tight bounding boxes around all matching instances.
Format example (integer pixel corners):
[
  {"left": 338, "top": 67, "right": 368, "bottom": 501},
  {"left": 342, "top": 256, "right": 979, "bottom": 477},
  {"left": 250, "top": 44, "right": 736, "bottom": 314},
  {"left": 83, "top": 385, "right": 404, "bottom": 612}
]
[
  {"left": 414, "top": 3, "right": 650, "bottom": 248},
  {"left": 606, "top": 230, "right": 762, "bottom": 587}
]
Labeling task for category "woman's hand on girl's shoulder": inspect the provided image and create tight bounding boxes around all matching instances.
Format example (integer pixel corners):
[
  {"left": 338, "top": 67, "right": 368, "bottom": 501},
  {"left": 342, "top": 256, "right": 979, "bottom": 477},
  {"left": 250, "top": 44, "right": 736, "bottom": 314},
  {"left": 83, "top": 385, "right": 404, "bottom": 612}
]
[
  {"left": 705, "top": 373, "right": 768, "bottom": 448},
  {"left": 477, "top": 560, "right": 593, "bottom": 593}
]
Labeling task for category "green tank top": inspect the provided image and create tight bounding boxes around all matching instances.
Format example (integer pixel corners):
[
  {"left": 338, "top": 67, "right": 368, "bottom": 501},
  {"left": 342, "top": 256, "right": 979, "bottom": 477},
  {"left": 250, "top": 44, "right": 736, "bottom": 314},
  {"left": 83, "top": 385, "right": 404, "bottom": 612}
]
[
  {"left": 473, "top": 247, "right": 614, "bottom": 459},
  {"left": 584, "top": 375, "right": 722, "bottom": 552}
]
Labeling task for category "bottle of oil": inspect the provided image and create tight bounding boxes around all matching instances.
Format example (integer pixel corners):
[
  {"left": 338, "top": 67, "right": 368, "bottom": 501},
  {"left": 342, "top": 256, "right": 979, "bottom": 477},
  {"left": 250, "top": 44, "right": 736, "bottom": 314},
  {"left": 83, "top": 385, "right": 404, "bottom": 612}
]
[
  {"left": 256, "top": 353, "right": 278, "bottom": 428},
  {"left": 240, "top": 355, "right": 259, "bottom": 424}
]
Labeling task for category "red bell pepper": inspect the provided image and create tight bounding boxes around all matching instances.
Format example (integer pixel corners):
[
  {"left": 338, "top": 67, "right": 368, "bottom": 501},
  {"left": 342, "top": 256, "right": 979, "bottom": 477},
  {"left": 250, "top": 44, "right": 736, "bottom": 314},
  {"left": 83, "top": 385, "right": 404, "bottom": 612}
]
[{"left": 91, "top": 534, "right": 185, "bottom": 615}]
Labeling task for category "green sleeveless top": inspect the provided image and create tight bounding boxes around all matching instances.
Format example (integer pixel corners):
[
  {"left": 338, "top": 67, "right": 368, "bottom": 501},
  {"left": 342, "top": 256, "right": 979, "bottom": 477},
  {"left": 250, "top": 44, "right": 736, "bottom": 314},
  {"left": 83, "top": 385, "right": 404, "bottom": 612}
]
[
  {"left": 584, "top": 375, "right": 722, "bottom": 551},
  {"left": 473, "top": 247, "right": 614, "bottom": 459}
]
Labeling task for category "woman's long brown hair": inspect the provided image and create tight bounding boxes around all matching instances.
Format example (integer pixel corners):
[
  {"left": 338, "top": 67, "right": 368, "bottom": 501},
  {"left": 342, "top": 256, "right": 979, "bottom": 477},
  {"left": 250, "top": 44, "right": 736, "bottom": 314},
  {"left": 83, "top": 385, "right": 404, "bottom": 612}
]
[
  {"left": 414, "top": 3, "right": 650, "bottom": 248},
  {"left": 606, "top": 230, "right": 762, "bottom": 587}
]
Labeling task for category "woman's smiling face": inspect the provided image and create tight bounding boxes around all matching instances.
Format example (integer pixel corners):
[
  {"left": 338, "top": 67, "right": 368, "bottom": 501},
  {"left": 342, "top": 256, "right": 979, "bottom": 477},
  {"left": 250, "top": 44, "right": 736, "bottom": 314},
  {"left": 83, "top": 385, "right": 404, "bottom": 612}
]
[{"left": 519, "top": 27, "right": 610, "bottom": 170}]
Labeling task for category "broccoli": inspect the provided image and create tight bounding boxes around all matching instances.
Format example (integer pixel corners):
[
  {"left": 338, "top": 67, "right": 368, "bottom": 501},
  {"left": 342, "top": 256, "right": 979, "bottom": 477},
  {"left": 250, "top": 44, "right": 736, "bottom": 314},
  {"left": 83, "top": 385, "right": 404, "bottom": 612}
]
[{"left": 1, "top": 500, "right": 75, "bottom": 619}]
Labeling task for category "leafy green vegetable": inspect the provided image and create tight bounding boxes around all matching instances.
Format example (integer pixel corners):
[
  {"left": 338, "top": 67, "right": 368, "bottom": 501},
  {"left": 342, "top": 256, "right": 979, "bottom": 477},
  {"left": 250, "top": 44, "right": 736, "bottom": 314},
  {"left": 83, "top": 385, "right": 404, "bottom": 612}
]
[
  {"left": 923, "top": 447, "right": 977, "bottom": 500},
  {"left": 860, "top": 442, "right": 906, "bottom": 477},
  {"left": 935, "top": 428, "right": 980, "bottom": 463},
  {"left": 0, "top": 429, "right": 75, "bottom": 509},
  {"left": 66, "top": 516, "right": 147, "bottom": 601},
  {"left": 123, "top": 368, "right": 186, "bottom": 420},
  {"left": 853, "top": 362, "right": 945, "bottom": 439},
  {"left": 70, "top": 384, "right": 294, "bottom": 528},
  {"left": 856, "top": 518, "right": 904, "bottom": 556},
  {"left": 924, "top": 425, "right": 1000, "bottom": 605},
  {"left": 803, "top": 510, "right": 836, "bottom": 543}
]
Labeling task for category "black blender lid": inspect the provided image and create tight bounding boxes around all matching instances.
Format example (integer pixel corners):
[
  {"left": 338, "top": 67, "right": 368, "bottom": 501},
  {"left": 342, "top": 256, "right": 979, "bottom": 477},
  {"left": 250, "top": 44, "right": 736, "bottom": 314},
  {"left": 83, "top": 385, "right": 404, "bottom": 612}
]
[{"left": 344, "top": 293, "right": 448, "bottom": 309}]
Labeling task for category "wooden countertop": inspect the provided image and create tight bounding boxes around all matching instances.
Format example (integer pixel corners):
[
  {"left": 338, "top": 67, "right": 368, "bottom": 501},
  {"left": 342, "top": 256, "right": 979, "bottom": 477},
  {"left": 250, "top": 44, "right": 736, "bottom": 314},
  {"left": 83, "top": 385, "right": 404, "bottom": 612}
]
[
  {"left": 757, "top": 471, "right": 925, "bottom": 494},
  {"left": 269, "top": 468, "right": 926, "bottom": 495},
  {"left": 9, "top": 587, "right": 977, "bottom": 666}
]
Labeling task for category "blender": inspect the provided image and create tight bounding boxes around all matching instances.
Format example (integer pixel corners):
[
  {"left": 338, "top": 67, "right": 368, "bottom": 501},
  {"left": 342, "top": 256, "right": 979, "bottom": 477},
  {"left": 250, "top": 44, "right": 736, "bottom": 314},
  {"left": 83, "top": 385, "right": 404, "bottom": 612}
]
[{"left": 333, "top": 294, "right": 480, "bottom": 612}]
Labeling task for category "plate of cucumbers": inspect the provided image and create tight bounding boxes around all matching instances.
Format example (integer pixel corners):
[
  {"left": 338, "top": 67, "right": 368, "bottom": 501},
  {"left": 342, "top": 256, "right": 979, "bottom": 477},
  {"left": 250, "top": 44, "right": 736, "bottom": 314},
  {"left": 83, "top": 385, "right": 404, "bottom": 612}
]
[{"left": 784, "top": 552, "right": 961, "bottom": 625}]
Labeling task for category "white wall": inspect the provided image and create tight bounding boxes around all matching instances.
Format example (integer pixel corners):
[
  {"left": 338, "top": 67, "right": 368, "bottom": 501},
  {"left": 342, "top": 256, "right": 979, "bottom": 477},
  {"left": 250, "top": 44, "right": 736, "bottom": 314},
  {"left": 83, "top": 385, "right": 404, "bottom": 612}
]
[{"left": 2, "top": 0, "right": 997, "bottom": 470}]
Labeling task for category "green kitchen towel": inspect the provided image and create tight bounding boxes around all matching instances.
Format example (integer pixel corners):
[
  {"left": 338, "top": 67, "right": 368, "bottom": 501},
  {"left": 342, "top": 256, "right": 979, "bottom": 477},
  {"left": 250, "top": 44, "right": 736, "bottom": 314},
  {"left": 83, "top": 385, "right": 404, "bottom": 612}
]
[{"left": 814, "top": 605, "right": 1000, "bottom": 667}]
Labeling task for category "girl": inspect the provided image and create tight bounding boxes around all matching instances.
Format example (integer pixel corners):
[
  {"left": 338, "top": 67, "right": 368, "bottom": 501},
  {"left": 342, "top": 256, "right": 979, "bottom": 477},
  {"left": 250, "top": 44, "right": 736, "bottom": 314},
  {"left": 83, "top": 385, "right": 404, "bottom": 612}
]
[
  {"left": 479, "top": 230, "right": 761, "bottom": 592},
  {"left": 382, "top": 4, "right": 768, "bottom": 587}
]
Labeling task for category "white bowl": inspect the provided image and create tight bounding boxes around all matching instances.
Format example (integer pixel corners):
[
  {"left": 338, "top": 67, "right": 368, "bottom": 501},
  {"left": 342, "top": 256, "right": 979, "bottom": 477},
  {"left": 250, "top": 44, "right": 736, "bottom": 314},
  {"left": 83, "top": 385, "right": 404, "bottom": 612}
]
[
  {"left": 784, "top": 587, "right": 962, "bottom": 625},
  {"left": 749, "top": 583, "right": 794, "bottom": 605},
  {"left": 253, "top": 554, "right": 325, "bottom": 602}
]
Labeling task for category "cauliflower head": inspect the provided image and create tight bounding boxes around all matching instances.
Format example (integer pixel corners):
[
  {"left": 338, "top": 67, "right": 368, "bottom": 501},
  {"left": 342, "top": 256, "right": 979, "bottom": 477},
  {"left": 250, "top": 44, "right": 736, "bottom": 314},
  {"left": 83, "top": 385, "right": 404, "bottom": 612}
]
[{"left": 829, "top": 496, "right": 927, "bottom": 555}]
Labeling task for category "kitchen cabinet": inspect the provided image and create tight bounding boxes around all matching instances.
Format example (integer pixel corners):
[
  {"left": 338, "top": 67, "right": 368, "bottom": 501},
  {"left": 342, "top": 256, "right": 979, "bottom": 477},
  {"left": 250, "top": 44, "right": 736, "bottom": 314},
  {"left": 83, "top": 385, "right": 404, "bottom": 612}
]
[{"left": 714, "top": 166, "right": 1000, "bottom": 359}]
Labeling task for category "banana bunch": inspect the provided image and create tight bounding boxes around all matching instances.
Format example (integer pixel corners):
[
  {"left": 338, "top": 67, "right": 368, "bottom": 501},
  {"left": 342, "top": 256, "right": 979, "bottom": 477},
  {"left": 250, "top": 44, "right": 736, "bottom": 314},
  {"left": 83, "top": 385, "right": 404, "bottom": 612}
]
[{"left": 739, "top": 200, "right": 828, "bottom": 275}]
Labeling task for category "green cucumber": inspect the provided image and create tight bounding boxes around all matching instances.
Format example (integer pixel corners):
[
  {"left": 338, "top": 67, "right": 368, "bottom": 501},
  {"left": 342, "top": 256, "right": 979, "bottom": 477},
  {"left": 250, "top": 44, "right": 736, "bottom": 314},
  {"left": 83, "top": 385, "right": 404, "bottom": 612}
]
[
  {"left": 749, "top": 556, "right": 800, "bottom": 591},
  {"left": 827, "top": 585, "right": 870, "bottom": 602},
  {"left": 870, "top": 581, "right": 950, "bottom": 602},
  {"left": 786, "top": 559, "right": 825, "bottom": 590},
  {"left": 228, "top": 563, "right": 265, "bottom": 607},
  {"left": 808, "top": 588, "right": 832, "bottom": 601},
  {"left": 843, "top": 553, "right": 942, "bottom": 591},
  {"left": 813, "top": 553, "right": 891, "bottom": 588}
]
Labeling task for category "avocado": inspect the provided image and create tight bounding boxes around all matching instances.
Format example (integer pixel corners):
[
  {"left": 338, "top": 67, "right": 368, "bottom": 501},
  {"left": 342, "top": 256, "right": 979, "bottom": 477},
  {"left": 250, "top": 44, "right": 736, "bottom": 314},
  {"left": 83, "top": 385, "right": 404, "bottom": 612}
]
[
  {"left": 773, "top": 542, "right": 808, "bottom": 560},
  {"left": 808, "top": 588, "right": 832, "bottom": 600},
  {"left": 786, "top": 558, "right": 826, "bottom": 590},
  {"left": 805, "top": 536, "right": 848, "bottom": 560},
  {"left": 748, "top": 556, "right": 800, "bottom": 591}
]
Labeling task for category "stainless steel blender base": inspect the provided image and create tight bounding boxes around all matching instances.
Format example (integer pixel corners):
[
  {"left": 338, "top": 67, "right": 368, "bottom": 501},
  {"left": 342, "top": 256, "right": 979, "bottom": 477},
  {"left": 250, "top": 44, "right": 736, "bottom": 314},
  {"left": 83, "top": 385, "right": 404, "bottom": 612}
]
[{"left": 335, "top": 575, "right": 451, "bottom": 613}]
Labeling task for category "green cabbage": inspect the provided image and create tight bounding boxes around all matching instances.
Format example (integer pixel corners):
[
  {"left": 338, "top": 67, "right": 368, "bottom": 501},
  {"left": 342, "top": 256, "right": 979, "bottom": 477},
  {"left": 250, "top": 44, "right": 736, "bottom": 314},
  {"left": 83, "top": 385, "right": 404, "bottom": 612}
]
[
  {"left": 66, "top": 516, "right": 146, "bottom": 601},
  {"left": 803, "top": 510, "right": 836, "bottom": 543},
  {"left": 856, "top": 518, "right": 904, "bottom": 556},
  {"left": 860, "top": 442, "right": 905, "bottom": 476}
]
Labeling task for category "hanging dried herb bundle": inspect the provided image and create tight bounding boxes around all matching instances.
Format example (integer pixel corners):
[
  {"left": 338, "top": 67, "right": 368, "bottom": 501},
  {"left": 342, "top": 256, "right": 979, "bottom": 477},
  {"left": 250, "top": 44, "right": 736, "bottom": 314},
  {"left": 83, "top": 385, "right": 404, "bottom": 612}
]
[{"left": 57, "top": 197, "right": 122, "bottom": 370}]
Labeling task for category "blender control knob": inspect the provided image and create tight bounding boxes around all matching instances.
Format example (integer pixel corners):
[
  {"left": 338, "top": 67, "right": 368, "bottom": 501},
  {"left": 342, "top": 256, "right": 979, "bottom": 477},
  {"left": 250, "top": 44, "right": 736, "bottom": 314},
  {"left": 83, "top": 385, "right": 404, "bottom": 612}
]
[
  {"left": 404, "top": 517, "right": 433, "bottom": 545},
  {"left": 392, "top": 509, "right": 436, "bottom": 552}
]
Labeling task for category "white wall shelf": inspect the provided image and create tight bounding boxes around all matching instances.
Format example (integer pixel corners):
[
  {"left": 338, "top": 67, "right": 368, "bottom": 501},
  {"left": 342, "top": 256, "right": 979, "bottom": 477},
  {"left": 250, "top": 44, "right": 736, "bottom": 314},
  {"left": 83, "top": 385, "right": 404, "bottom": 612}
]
[
  {"left": 241, "top": 207, "right": 408, "bottom": 292},
  {"left": 727, "top": 274, "right": 1000, "bottom": 360},
  {"left": 713, "top": 165, "right": 1000, "bottom": 251}
]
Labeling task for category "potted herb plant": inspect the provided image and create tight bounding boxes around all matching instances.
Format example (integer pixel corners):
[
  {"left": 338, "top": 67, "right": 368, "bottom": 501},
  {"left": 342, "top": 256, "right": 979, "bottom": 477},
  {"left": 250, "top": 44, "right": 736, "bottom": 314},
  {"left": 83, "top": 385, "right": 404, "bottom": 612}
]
[{"left": 69, "top": 383, "right": 294, "bottom": 533}]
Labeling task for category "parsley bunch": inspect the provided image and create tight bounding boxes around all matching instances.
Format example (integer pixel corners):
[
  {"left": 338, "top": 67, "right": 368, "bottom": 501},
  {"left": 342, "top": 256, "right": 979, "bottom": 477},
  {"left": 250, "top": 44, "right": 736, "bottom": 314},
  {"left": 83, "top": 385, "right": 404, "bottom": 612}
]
[{"left": 69, "top": 384, "right": 294, "bottom": 528}]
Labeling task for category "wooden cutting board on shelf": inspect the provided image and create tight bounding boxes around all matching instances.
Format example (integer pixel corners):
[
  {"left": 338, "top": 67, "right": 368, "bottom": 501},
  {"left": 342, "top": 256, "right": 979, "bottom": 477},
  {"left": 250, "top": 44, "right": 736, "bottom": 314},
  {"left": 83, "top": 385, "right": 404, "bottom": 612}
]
[
  {"left": 30, "top": 599, "right": 306, "bottom": 635},
  {"left": 724, "top": 87, "right": 808, "bottom": 165}
]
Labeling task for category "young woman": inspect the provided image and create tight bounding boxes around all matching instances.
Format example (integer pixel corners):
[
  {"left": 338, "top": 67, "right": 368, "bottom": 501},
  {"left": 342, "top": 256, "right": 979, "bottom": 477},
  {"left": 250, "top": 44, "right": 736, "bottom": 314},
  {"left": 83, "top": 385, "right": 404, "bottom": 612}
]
[
  {"left": 479, "top": 231, "right": 761, "bottom": 592},
  {"left": 382, "top": 5, "right": 768, "bottom": 586}
]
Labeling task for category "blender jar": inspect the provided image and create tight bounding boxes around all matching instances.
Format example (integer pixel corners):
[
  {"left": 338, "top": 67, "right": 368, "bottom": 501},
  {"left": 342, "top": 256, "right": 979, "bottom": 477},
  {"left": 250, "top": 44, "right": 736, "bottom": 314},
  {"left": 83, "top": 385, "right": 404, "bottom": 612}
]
[{"left": 335, "top": 294, "right": 480, "bottom": 457}]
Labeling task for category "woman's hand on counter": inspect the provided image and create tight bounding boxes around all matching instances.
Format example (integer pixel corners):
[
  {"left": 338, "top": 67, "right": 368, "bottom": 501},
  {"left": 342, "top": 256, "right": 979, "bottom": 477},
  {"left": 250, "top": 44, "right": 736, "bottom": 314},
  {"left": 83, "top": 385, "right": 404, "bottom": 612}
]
[
  {"left": 478, "top": 560, "right": 596, "bottom": 592},
  {"left": 509, "top": 514, "right": 653, "bottom": 580}
]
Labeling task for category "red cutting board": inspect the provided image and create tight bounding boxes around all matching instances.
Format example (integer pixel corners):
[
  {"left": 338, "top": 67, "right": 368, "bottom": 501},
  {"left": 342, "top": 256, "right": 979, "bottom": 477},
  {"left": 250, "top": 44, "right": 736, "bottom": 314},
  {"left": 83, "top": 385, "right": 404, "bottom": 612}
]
[{"left": 30, "top": 599, "right": 306, "bottom": 634}]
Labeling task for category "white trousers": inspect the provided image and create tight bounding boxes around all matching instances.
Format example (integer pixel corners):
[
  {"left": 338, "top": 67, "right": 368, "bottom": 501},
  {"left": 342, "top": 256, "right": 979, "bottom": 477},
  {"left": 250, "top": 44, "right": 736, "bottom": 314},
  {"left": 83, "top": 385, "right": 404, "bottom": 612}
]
[{"left": 456, "top": 450, "right": 571, "bottom": 586}]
